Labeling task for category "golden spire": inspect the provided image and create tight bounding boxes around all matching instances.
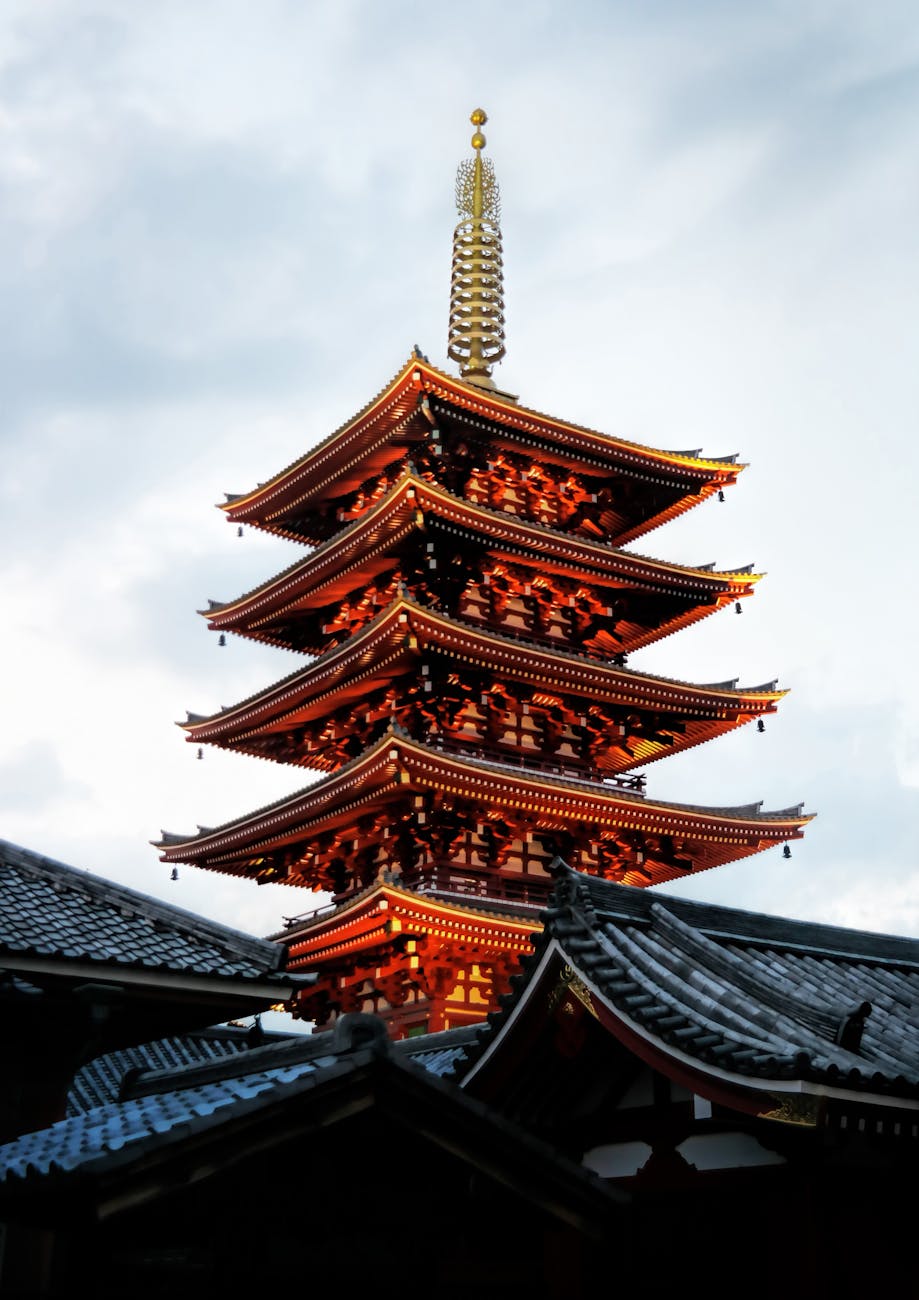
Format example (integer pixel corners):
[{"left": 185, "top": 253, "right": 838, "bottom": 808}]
[{"left": 448, "top": 108, "right": 506, "bottom": 388}]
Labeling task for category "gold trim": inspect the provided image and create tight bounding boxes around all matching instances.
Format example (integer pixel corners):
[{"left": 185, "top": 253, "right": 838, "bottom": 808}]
[
  {"left": 548, "top": 963, "right": 598, "bottom": 1018},
  {"left": 448, "top": 109, "right": 506, "bottom": 383},
  {"left": 760, "top": 1094, "right": 819, "bottom": 1127}
]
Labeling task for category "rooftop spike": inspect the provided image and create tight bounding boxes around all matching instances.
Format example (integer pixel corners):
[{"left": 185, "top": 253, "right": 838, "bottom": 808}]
[{"left": 448, "top": 108, "right": 506, "bottom": 388}]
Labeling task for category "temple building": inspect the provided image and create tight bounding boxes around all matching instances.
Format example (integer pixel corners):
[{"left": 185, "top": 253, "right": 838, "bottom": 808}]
[
  {"left": 5, "top": 855, "right": 919, "bottom": 1298},
  {"left": 156, "top": 111, "right": 810, "bottom": 1036}
]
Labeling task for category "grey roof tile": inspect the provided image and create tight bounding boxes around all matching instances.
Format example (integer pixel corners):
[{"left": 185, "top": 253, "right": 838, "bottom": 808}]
[
  {"left": 0, "top": 839, "right": 288, "bottom": 983},
  {"left": 395, "top": 1025, "right": 482, "bottom": 1077},
  {"left": 67, "top": 1025, "right": 292, "bottom": 1115},
  {"left": 0, "top": 1053, "right": 327, "bottom": 1183},
  {"left": 2, "top": 1014, "right": 479, "bottom": 1189},
  {"left": 466, "top": 865, "right": 919, "bottom": 1102}
]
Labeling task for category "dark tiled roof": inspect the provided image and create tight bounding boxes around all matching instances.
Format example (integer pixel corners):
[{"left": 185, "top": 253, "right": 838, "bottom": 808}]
[
  {"left": 67, "top": 1025, "right": 299, "bottom": 1114},
  {"left": 68, "top": 1021, "right": 480, "bottom": 1118},
  {"left": 463, "top": 866, "right": 919, "bottom": 1102},
  {"left": 0, "top": 1015, "right": 621, "bottom": 1235},
  {"left": 0, "top": 839, "right": 289, "bottom": 983},
  {"left": 1, "top": 1020, "right": 397, "bottom": 1186},
  {"left": 0, "top": 1043, "right": 333, "bottom": 1183},
  {"left": 395, "top": 1025, "right": 482, "bottom": 1077}
]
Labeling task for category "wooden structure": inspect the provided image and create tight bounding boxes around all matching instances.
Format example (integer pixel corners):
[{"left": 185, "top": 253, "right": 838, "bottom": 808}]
[{"left": 157, "top": 114, "right": 809, "bottom": 1035}]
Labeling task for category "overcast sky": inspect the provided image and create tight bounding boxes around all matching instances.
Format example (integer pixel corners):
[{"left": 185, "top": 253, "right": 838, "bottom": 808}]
[{"left": 3, "top": 1, "right": 919, "bottom": 952}]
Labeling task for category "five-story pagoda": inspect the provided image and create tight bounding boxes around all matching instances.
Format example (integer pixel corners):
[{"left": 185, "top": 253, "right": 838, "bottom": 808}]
[{"left": 157, "top": 112, "right": 810, "bottom": 1037}]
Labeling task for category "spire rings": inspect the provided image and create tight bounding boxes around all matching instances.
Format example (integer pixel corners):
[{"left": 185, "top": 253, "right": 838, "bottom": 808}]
[
  {"left": 448, "top": 108, "right": 507, "bottom": 384},
  {"left": 448, "top": 217, "right": 506, "bottom": 374}
]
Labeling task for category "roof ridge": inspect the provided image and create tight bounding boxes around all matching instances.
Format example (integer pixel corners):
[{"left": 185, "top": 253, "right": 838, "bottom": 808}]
[{"left": 421, "top": 364, "right": 745, "bottom": 471}]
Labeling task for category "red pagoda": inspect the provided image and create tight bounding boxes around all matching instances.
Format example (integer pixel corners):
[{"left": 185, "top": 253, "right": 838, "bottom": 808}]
[{"left": 157, "top": 110, "right": 810, "bottom": 1037}]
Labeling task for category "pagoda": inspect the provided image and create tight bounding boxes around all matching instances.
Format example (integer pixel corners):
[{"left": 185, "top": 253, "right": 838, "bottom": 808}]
[{"left": 157, "top": 111, "right": 810, "bottom": 1037}]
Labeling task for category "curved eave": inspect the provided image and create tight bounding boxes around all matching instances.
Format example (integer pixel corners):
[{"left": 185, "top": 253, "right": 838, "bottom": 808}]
[
  {"left": 221, "top": 356, "right": 744, "bottom": 537},
  {"left": 221, "top": 358, "right": 428, "bottom": 527},
  {"left": 205, "top": 472, "right": 760, "bottom": 644},
  {"left": 278, "top": 882, "right": 539, "bottom": 969},
  {"left": 585, "top": 982, "right": 906, "bottom": 1117},
  {"left": 183, "top": 598, "right": 785, "bottom": 771},
  {"left": 156, "top": 729, "right": 812, "bottom": 885},
  {"left": 468, "top": 941, "right": 917, "bottom": 1116},
  {"left": 418, "top": 359, "right": 743, "bottom": 477},
  {"left": 424, "top": 394, "right": 738, "bottom": 550}
]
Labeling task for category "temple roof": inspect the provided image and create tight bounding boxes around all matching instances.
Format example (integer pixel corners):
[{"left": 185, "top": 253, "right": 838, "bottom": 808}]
[
  {"left": 69, "top": 1021, "right": 482, "bottom": 1115},
  {"left": 0, "top": 839, "right": 295, "bottom": 996},
  {"left": 183, "top": 595, "right": 784, "bottom": 774},
  {"left": 205, "top": 469, "right": 759, "bottom": 650},
  {"left": 0, "top": 1012, "right": 623, "bottom": 1235},
  {"left": 156, "top": 729, "right": 811, "bottom": 886},
  {"left": 67, "top": 1024, "right": 291, "bottom": 1114},
  {"left": 221, "top": 356, "right": 743, "bottom": 548},
  {"left": 460, "top": 866, "right": 919, "bottom": 1111}
]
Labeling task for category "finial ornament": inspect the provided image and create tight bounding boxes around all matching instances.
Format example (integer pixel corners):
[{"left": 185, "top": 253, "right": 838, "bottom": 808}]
[{"left": 448, "top": 108, "right": 506, "bottom": 387}]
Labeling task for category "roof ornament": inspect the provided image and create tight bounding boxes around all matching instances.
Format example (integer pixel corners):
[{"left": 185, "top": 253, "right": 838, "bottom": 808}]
[{"left": 448, "top": 108, "right": 506, "bottom": 389}]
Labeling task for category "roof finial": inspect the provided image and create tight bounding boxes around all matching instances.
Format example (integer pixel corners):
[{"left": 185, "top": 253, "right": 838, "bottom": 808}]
[{"left": 448, "top": 108, "right": 506, "bottom": 388}]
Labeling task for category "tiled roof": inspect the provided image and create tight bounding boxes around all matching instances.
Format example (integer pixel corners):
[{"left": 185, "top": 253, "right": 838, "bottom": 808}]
[
  {"left": 462, "top": 866, "right": 919, "bottom": 1103},
  {"left": 223, "top": 354, "right": 741, "bottom": 523},
  {"left": 0, "top": 1016, "right": 608, "bottom": 1226},
  {"left": 67, "top": 1025, "right": 296, "bottom": 1114},
  {"left": 396, "top": 1025, "right": 482, "bottom": 1077},
  {"left": 0, "top": 839, "right": 289, "bottom": 984},
  {"left": 68, "top": 1021, "right": 482, "bottom": 1117},
  {"left": 0, "top": 1044, "right": 333, "bottom": 1184}
]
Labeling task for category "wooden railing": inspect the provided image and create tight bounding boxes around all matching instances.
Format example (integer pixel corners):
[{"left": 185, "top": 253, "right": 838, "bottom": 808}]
[
  {"left": 412, "top": 867, "right": 550, "bottom": 910},
  {"left": 422, "top": 733, "right": 646, "bottom": 794}
]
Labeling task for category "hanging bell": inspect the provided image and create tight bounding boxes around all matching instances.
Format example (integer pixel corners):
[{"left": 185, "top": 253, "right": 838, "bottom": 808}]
[
  {"left": 197, "top": 747, "right": 203, "bottom": 760},
  {"left": 237, "top": 526, "right": 243, "bottom": 537},
  {"left": 756, "top": 719, "right": 765, "bottom": 733},
  {"left": 218, "top": 634, "right": 227, "bottom": 647},
  {"left": 782, "top": 845, "right": 792, "bottom": 860},
  {"left": 170, "top": 867, "right": 179, "bottom": 881},
  {"left": 718, "top": 490, "right": 725, "bottom": 503},
  {"left": 735, "top": 602, "right": 742, "bottom": 615}
]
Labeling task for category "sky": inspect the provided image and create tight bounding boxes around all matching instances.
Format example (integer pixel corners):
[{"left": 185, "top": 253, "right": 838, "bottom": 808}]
[{"left": 3, "top": 0, "right": 919, "bottom": 960}]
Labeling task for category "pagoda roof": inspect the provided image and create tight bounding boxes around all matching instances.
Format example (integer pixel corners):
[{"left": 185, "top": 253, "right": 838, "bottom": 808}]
[
  {"left": 205, "top": 469, "right": 759, "bottom": 651},
  {"left": 272, "top": 879, "right": 540, "bottom": 969},
  {"left": 184, "top": 596, "right": 785, "bottom": 773},
  {"left": 460, "top": 865, "right": 919, "bottom": 1114},
  {"left": 155, "top": 729, "right": 812, "bottom": 887},
  {"left": 221, "top": 355, "right": 743, "bottom": 547}
]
